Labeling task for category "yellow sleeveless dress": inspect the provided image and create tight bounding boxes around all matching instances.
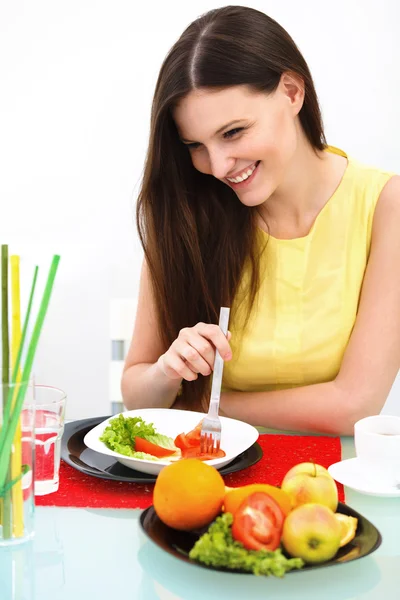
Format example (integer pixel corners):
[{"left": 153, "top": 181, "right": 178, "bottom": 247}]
[{"left": 222, "top": 147, "right": 394, "bottom": 393}]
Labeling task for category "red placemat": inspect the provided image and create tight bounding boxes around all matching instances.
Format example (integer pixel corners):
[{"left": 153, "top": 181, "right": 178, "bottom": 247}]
[{"left": 35, "top": 434, "right": 344, "bottom": 509}]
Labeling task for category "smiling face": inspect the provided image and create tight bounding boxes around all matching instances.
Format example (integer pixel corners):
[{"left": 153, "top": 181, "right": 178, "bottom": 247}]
[{"left": 173, "top": 77, "right": 305, "bottom": 207}]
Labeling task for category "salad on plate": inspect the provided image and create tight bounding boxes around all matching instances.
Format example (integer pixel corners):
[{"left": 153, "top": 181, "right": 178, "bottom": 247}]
[{"left": 99, "top": 414, "right": 226, "bottom": 462}]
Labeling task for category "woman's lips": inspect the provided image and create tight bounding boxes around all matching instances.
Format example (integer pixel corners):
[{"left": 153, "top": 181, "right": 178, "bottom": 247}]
[{"left": 225, "top": 161, "right": 260, "bottom": 189}]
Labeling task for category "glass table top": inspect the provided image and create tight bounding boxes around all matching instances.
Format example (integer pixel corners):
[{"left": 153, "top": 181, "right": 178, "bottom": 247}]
[{"left": 1, "top": 436, "right": 399, "bottom": 600}]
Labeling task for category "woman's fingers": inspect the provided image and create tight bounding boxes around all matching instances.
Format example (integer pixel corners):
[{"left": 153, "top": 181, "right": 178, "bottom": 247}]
[
  {"left": 194, "top": 323, "right": 232, "bottom": 359},
  {"left": 157, "top": 354, "right": 198, "bottom": 381},
  {"left": 158, "top": 322, "right": 232, "bottom": 382},
  {"left": 175, "top": 336, "right": 213, "bottom": 375}
]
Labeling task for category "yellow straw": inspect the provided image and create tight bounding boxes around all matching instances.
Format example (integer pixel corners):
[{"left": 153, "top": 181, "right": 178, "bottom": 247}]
[{"left": 10, "top": 255, "right": 23, "bottom": 537}]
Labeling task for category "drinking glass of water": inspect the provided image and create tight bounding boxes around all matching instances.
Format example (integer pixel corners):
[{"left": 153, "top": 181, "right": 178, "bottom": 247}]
[{"left": 34, "top": 386, "right": 67, "bottom": 496}]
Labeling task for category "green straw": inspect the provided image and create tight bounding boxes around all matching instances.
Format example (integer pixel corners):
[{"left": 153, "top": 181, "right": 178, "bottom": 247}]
[
  {"left": 1, "top": 244, "right": 11, "bottom": 537},
  {"left": 12, "top": 266, "right": 39, "bottom": 384},
  {"left": 0, "top": 255, "right": 60, "bottom": 494},
  {"left": 0, "top": 265, "right": 38, "bottom": 454},
  {"left": 1, "top": 245, "right": 9, "bottom": 386}
]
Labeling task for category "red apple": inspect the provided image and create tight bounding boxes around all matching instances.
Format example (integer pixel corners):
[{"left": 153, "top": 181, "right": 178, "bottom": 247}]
[
  {"left": 281, "top": 462, "right": 338, "bottom": 512},
  {"left": 282, "top": 503, "right": 342, "bottom": 564}
]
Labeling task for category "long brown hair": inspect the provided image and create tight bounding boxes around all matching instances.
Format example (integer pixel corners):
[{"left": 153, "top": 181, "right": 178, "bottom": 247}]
[{"left": 136, "top": 5, "right": 326, "bottom": 410}]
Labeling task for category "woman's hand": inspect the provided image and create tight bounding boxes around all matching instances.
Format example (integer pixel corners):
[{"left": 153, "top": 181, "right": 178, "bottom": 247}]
[{"left": 157, "top": 322, "right": 232, "bottom": 381}]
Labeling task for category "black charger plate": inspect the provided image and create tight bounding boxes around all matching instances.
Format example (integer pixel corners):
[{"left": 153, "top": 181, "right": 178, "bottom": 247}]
[
  {"left": 60, "top": 416, "right": 263, "bottom": 483},
  {"left": 139, "top": 501, "right": 382, "bottom": 573}
]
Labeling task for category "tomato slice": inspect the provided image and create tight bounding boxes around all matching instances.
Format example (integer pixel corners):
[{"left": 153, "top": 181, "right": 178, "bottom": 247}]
[
  {"left": 185, "top": 422, "right": 202, "bottom": 443},
  {"left": 134, "top": 437, "right": 177, "bottom": 458},
  {"left": 174, "top": 421, "right": 206, "bottom": 450},
  {"left": 181, "top": 446, "right": 226, "bottom": 460},
  {"left": 175, "top": 420, "right": 226, "bottom": 460},
  {"left": 174, "top": 433, "right": 199, "bottom": 450},
  {"left": 231, "top": 492, "right": 285, "bottom": 551}
]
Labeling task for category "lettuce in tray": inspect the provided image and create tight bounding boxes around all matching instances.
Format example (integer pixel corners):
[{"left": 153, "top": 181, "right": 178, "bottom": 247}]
[
  {"left": 99, "top": 414, "right": 177, "bottom": 459},
  {"left": 189, "top": 513, "right": 304, "bottom": 577}
]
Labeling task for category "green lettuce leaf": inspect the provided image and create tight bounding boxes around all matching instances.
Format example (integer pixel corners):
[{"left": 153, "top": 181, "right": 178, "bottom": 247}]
[
  {"left": 189, "top": 513, "right": 304, "bottom": 577},
  {"left": 99, "top": 414, "right": 157, "bottom": 457},
  {"left": 130, "top": 451, "right": 160, "bottom": 461},
  {"left": 139, "top": 433, "right": 177, "bottom": 450}
]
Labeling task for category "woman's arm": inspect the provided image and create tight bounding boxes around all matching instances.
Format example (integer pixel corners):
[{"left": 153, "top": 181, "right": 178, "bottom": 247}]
[
  {"left": 221, "top": 175, "right": 400, "bottom": 435},
  {"left": 121, "top": 260, "right": 232, "bottom": 410},
  {"left": 121, "top": 261, "right": 182, "bottom": 410}
]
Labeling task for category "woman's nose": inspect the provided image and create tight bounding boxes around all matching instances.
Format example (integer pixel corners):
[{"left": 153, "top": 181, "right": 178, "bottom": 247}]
[{"left": 208, "top": 150, "right": 235, "bottom": 180}]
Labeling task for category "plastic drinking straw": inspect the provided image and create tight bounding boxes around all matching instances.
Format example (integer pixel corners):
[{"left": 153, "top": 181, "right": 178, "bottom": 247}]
[
  {"left": 1, "top": 244, "right": 11, "bottom": 538},
  {"left": 0, "top": 266, "right": 38, "bottom": 456},
  {"left": 10, "top": 255, "right": 24, "bottom": 537},
  {"left": 0, "top": 255, "right": 60, "bottom": 494},
  {"left": 0, "top": 259, "right": 38, "bottom": 539}
]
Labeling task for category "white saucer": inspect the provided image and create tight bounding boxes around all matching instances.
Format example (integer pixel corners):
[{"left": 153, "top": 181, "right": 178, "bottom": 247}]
[{"left": 328, "top": 457, "right": 400, "bottom": 498}]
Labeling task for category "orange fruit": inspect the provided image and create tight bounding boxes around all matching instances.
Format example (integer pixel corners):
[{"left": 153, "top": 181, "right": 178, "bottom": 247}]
[
  {"left": 153, "top": 459, "right": 225, "bottom": 531},
  {"left": 223, "top": 484, "right": 292, "bottom": 517},
  {"left": 335, "top": 513, "right": 358, "bottom": 547}
]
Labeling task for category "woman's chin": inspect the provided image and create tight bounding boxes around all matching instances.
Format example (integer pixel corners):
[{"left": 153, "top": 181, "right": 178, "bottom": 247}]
[{"left": 237, "top": 189, "right": 273, "bottom": 208}]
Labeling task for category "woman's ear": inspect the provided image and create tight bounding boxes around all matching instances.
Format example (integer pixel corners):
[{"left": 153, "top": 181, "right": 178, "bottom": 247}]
[{"left": 280, "top": 71, "right": 305, "bottom": 115}]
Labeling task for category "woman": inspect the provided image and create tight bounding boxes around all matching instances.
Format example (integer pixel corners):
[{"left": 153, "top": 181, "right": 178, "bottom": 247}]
[{"left": 121, "top": 6, "right": 400, "bottom": 435}]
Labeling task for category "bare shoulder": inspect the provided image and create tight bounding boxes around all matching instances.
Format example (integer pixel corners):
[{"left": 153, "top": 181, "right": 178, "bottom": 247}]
[
  {"left": 366, "top": 174, "right": 400, "bottom": 276},
  {"left": 373, "top": 174, "right": 400, "bottom": 229}
]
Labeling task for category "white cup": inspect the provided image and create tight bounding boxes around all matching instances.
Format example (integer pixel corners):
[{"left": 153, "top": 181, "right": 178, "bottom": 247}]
[{"left": 354, "top": 415, "right": 400, "bottom": 487}]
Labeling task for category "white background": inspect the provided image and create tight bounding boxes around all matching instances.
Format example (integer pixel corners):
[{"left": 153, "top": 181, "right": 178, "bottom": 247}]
[{"left": 1, "top": 0, "right": 399, "bottom": 419}]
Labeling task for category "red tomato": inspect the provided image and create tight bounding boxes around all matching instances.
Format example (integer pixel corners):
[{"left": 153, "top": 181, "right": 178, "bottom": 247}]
[
  {"left": 134, "top": 437, "right": 176, "bottom": 458},
  {"left": 231, "top": 492, "right": 285, "bottom": 551},
  {"left": 174, "top": 421, "right": 204, "bottom": 450},
  {"left": 174, "top": 433, "right": 198, "bottom": 450},
  {"left": 181, "top": 446, "right": 226, "bottom": 460},
  {"left": 185, "top": 422, "right": 202, "bottom": 443},
  {"left": 175, "top": 420, "right": 226, "bottom": 460}
]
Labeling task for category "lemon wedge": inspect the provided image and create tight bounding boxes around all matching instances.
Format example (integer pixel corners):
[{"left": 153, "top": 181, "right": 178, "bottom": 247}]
[{"left": 335, "top": 513, "right": 358, "bottom": 547}]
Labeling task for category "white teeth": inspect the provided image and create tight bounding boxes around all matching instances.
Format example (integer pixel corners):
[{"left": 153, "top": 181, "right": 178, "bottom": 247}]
[{"left": 227, "top": 162, "right": 257, "bottom": 183}]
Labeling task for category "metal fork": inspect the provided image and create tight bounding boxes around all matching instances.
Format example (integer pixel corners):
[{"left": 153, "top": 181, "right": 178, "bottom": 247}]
[{"left": 200, "top": 307, "right": 230, "bottom": 454}]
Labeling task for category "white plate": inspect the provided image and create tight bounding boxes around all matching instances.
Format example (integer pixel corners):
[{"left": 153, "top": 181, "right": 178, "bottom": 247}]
[
  {"left": 328, "top": 457, "right": 400, "bottom": 498},
  {"left": 83, "top": 408, "right": 259, "bottom": 476}
]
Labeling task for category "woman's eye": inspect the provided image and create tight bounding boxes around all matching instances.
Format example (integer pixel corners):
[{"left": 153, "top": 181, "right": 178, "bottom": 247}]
[
  {"left": 184, "top": 126, "right": 244, "bottom": 149},
  {"left": 186, "top": 142, "right": 201, "bottom": 149},
  {"left": 223, "top": 127, "right": 243, "bottom": 139}
]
